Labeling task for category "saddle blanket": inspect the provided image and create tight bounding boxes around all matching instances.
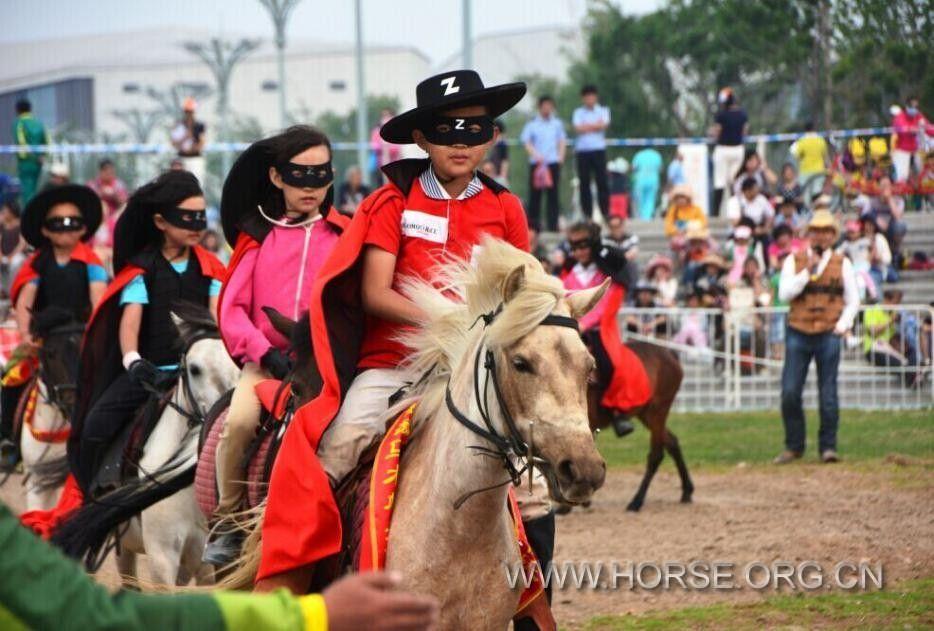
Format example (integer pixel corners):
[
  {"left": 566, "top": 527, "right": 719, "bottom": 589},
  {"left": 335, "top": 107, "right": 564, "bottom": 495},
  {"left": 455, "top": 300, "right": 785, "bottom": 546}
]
[{"left": 361, "top": 403, "right": 549, "bottom": 620}]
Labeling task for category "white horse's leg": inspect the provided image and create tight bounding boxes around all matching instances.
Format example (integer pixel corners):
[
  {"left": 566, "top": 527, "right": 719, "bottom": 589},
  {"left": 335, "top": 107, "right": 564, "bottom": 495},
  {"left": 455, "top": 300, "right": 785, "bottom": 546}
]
[
  {"left": 116, "top": 518, "right": 143, "bottom": 588},
  {"left": 141, "top": 487, "right": 209, "bottom": 586},
  {"left": 20, "top": 429, "right": 65, "bottom": 511}
]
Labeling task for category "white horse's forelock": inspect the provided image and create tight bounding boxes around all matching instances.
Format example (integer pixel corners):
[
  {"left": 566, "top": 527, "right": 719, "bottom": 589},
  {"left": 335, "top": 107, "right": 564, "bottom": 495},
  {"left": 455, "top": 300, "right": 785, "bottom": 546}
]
[{"left": 397, "top": 236, "right": 565, "bottom": 420}]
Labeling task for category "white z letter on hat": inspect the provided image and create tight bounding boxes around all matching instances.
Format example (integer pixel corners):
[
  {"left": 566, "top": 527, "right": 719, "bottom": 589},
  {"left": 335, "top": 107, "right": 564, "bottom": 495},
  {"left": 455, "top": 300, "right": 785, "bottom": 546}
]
[{"left": 440, "top": 76, "right": 460, "bottom": 96}]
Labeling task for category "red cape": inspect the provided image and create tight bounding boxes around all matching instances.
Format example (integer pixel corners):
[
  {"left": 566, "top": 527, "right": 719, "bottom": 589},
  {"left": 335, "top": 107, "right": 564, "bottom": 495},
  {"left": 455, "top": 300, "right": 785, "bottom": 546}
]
[
  {"left": 10, "top": 241, "right": 103, "bottom": 308},
  {"left": 258, "top": 187, "right": 402, "bottom": 580},
  {"left": 216, "top": 209, "right": 349, "bottom": 365},
  {"left": 598, "top": 284, "right": 653, "bottom": 411}
]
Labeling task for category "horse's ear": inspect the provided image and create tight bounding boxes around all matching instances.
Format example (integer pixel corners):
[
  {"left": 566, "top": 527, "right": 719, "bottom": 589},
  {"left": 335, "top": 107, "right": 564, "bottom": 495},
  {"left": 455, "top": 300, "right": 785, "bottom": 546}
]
[
  {"left": 170, "top": 312, "right": 190, "bottom": 339},
  {"left": 566, "top": 279, "right": 610, "bottom": 319},
  {"left": 263, "top": 306, "right": 296, "bottom": 340},
  {"left": 502, "top": 265, "right": 526, "bottom": 303}
]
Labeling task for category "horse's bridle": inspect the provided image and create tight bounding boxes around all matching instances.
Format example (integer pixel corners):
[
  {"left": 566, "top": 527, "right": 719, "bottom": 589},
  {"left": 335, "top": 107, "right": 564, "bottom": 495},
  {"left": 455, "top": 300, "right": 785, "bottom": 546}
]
[
  {"left": 139, "top": 330, "right": 221, "bottom": 428},
  {"left": 444, "top": 305, "right": 580, "bottom": 508}
]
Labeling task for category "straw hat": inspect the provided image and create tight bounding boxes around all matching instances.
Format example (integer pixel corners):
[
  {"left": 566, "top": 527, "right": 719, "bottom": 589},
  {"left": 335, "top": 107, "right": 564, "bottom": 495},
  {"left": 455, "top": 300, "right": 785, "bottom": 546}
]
[
  {"left": 699, "top": 253, "right": 727, "bottom": 270},
  {"left": 645, "top": 254, "right": 674, "bottom": 277},
  {"left": 670, "top": 183, "right": 693, "bottom": 202},
  {"left": 807, "top": 209, "right": 839, "bottom": 235},
  {"left": 685, "top": 221, "right": 710, "bottom": 241}
]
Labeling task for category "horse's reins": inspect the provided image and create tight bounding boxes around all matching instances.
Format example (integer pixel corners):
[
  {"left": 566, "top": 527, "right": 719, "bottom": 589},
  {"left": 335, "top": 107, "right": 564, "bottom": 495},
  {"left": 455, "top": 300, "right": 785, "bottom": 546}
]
[{"left": 444, "top": 306, "right": 580, "bottom": 509}]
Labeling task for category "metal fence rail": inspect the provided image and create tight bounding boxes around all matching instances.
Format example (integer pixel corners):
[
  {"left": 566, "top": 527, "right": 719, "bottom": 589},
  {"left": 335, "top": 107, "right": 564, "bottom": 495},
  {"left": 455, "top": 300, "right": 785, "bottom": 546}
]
[{"left": 618, "top": 304, "right": 934, "bottom": 412}]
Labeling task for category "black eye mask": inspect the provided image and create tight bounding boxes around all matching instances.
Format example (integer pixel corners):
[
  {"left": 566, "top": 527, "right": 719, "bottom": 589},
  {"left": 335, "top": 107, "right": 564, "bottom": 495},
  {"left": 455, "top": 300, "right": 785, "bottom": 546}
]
[
  {"left": 43, "top": 216, "right": 85, "bottom": 233},
  {"left": 276, "top": 161, "right": 334, "bottom": 188},
  {"left": 161, "top": 207, "right": 207, "bottom": 231},
  {"left": 421, "top": 115, "right": 495, "bottom": 146}
]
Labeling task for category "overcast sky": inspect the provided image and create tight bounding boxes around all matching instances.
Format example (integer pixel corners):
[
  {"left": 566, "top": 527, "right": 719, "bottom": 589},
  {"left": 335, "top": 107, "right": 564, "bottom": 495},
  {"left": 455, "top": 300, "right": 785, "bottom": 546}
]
[{"left": 3, "top": 0, "right": 663, "bottom": 64}]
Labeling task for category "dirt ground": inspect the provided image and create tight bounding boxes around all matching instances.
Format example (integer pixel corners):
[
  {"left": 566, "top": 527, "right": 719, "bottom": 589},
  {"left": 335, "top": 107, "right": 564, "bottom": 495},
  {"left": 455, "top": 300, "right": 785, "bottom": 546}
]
[
  {"left": 4, "top": 462, "right": 933, "bottom": 628},
  {"left": 551, "top": 463, "right": 934, "bottom": 627}
]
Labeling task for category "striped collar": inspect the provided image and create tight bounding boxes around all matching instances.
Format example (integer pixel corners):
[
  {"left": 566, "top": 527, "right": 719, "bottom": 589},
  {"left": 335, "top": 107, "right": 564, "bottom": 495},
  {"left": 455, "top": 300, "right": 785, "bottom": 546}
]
[{"left": 418, "top": 166, "right": 483, "bottom": 201}]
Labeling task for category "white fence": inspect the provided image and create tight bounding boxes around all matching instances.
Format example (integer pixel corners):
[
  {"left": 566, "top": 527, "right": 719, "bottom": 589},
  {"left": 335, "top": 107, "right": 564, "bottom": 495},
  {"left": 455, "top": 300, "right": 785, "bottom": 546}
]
[{"left": 618, "top": 304, "right": 934, "bottom": 412}]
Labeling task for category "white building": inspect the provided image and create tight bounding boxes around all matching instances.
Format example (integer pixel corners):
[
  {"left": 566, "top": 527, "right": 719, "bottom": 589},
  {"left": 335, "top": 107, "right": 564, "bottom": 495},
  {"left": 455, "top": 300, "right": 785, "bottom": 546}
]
[{"left": 0, "top": 27, "right": 431, "bottom": 143}]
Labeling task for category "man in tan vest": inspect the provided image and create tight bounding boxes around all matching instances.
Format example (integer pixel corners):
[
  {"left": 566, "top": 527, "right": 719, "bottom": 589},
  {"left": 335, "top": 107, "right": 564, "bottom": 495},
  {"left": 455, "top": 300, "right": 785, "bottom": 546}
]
[{"left": 775, "top": 210, "right": 859, "bottom": 464}]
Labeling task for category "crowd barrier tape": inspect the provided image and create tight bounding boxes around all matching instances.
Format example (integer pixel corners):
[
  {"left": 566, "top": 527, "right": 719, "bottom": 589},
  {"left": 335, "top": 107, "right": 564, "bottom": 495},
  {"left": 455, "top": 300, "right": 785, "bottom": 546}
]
[{"left": 0, "top": 126, "right": 895, "bottom": 155}]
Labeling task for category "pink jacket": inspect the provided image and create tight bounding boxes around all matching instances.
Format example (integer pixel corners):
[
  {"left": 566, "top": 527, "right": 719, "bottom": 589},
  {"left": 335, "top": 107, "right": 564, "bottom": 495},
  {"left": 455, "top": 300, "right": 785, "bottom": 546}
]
[
  {"left": 563, "top": 263, "right": 610, "bottom": 332},
  {"left": 220, "top": 219, "right": 340, "bottom": 365}
]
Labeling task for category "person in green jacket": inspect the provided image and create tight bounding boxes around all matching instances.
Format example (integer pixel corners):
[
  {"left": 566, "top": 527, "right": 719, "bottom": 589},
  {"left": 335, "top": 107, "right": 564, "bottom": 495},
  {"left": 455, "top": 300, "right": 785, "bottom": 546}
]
[
  {"left": 12, "top": 99, "right": 49, "bottom": 204},
  {"left": 0, "top": 503, "right": 438, "bottom": 631}
]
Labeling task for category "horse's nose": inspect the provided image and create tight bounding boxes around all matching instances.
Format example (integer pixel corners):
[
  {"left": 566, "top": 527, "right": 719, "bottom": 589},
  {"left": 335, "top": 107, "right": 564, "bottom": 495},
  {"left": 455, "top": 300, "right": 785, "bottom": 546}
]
[{"left": 557, "top": 456, "right": 606, "bottom": 492}]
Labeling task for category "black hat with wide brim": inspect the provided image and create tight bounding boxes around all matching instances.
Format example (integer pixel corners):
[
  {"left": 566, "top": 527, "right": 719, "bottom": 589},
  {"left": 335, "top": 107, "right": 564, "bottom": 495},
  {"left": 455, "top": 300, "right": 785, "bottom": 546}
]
[
  {"left": 21, "top": 184, "right": 102, "bottom": 247},
  {"left": 220, "top": 132, "right": 334, "bottom": 245},
  {"left": 380, "top": 70, "right": 526, "bottom": 144}
]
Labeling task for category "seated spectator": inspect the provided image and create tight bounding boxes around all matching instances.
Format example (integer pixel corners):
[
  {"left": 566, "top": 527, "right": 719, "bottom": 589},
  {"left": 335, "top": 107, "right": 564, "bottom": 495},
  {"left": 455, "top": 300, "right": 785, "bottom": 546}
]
[
  {"left": 693, "top": 254, "right": 728, "bottom": 308},
  {"left": 724, "top": 224, "right": 766, "bottom": 286},
  {"left": 863, "top": 289, "right": 921, "bottom": 387},
  {"left": 729, "top": 256, "right": 770, "bottom": 362},
  {"left": 857, "top": 212, "right": 893, "bottom": 290},
  {"left": 731, "top": 148, "right": 777, "bottom": 197},
  {"left": 837, "top": 219, "right": 879, "bottom": 300},
  {"left": 774, "top": 162, "right": 804, "bottom": 209},
  {"left": 768, "top": 224, "right": 804, "bottom": 271},
  {"left": 337, "top": 165, "right": 371, "bottom": 215},
  {"left": 917, "top": 150, "right": 934, "bottom": 201},
  {"left": 646, "top": 254, "right": 677, "bottom": 307},
  {"left": 681, "top": 222, "right": 716, "bottom": 282},
  {"left": 727, "top": 178, "right": 774, "bottom": 250},
  {"left": 199, "top": 229, "right": 229, "bottom": 265},
  {"left": 672, "top": 291, "right": 709, "bottom": 349},
  {"left": 773, "top": 195, "right": 806, "bottom": 235},
  {"left": 869, "top": 175, "right": 907, "bottom": 270},
  {"left": 663, "top": 184, "right": 706, "bottom": 253},
  {"left": 604, "top": 213, "right": 640, "bottom": 260},
  {"left": 625, "top": 281, "right": 668, "bottom": 337}
]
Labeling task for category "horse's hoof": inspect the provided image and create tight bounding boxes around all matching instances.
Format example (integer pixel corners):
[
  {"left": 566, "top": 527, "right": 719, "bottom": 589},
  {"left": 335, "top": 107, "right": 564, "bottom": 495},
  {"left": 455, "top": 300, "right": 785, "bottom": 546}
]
[
  {"left": 582, "top": 501, "right": 591, "bottom": 508},
  {"left": 554, "top": 503, "right": 573, "bottom": 515},
  {"left": 626, "top": 502, "right": 642, "bottom": 512},
  {"left": 680, "top": 495, "right": 693, "bottom": 504}
]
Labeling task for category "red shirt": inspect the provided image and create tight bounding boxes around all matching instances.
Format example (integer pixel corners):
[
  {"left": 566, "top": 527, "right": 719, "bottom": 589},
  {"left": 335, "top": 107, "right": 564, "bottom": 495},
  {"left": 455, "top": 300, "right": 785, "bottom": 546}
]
[{"left": 359, "top": 173, "right": 529, "bottom": 368}]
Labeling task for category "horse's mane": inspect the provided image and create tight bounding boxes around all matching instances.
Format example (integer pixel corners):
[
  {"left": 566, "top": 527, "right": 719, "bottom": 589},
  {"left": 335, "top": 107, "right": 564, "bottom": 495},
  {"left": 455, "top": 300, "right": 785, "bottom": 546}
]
[
  {"left": 30, "top": 306, "right": 78, "bottom": 339},
  {"left": 169, "top": 300, "right": 218, "bottom": 347},
  {"left": 397, "top": 236, "right": 565, "bottom": 420}
]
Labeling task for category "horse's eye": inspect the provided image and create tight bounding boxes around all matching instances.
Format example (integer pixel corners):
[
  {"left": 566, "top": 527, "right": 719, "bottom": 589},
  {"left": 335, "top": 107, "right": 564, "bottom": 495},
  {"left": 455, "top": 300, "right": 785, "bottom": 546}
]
[
  {"left": 189, "top": 364, "right": 202, "bottom": 378},
  {"left": 511, "top": 356, "right": 534, "bottom": 374}
]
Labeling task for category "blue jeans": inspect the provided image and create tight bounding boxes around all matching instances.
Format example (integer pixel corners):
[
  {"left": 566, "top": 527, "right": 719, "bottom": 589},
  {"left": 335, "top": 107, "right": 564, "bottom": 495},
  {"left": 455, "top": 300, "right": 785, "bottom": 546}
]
[{"left": 780, "top": 327, "right": 842, "bottom": 453}]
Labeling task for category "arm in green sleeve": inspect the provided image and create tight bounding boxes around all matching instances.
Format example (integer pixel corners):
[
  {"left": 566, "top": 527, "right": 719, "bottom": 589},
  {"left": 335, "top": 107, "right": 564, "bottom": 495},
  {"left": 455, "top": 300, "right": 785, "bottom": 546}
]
[{"left": 0, "top": 503, "right": 324, "bottom": 631}]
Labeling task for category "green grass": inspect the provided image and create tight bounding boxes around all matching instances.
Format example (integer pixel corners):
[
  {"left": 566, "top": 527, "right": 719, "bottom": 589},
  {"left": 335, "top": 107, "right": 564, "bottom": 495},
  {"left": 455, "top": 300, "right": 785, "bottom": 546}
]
[
  {"left": 597, "top": 409, "right": 933, "bottom": 470},
  {"left": 580, "top": 578, "right": 934, "bottom": 630}
]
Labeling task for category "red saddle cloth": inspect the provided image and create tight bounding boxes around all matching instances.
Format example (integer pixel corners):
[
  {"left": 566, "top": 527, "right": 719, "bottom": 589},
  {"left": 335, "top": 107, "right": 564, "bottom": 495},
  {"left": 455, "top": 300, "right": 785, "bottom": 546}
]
[
  {"left": 360, "top": 404, "right": 553, "bottom": 627},
  {"left": 195, "top": 379, "right": 292, "bottom": 517}
]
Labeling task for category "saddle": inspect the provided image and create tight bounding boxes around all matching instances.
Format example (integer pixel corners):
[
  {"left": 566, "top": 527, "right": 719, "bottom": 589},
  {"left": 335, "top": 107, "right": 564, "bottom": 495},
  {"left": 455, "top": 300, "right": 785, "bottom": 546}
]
[
  {"left": 195, "top": 379, "right": 294, "bottom": 517},
  {"left": 89, "top": 383, "right": 175, "bottom": 496}
]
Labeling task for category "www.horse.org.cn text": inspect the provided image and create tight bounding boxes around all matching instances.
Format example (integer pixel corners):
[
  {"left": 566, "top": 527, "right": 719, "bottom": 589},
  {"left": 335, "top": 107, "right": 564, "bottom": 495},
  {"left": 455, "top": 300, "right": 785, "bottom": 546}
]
[{"left": 505, "top": 560, "right": 884, "bottom": 592}]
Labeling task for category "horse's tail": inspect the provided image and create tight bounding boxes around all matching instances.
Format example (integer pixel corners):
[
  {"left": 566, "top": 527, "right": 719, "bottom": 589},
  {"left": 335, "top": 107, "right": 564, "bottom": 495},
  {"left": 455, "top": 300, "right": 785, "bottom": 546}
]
[
  {"left": 50, "top": 453, "right": 196, "bottom": 571},
  {"left": 213, "top": 502, "right": 265, "bottom": 590}
]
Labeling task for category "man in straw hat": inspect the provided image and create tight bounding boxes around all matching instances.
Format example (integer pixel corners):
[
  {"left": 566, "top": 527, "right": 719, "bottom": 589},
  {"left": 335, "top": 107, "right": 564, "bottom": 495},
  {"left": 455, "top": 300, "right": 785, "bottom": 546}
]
[{"left": 775, "top": 210, "right": 859, "bottom": 464}]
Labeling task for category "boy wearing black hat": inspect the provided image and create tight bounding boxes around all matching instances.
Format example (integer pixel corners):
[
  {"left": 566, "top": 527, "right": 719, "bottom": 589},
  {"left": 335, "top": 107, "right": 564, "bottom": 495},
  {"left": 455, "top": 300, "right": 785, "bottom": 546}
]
[
  {"left": 68, "top": 170, "right": 225, "bottom": 493},
  {"left": 0, "top": 185, "right": 106, "bottom": 470},
  {"left": 260, "top": 70, "right": 538, "bottom": 587}
]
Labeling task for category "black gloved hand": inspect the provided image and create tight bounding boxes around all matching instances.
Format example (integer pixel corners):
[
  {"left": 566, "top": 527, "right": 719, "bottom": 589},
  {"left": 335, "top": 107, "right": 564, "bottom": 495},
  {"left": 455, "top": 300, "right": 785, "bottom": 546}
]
[
  {"left": 261, "top": 347, "right": 293, "bottom": 380},
  {"left": 128, "top": 358, "right": 160, "bottom": 386}
]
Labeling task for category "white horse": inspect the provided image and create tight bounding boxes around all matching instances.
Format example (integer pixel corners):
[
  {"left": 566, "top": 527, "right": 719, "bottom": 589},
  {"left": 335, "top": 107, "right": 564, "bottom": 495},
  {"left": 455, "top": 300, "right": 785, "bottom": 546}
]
[{"left": 52, "top": 306, "right": 238, "bottom": 586}]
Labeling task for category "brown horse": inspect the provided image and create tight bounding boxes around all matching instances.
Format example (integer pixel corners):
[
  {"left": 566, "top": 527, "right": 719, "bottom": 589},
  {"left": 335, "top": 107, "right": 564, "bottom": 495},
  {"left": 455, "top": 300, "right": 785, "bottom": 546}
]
[{"left": 587, "top": 340, "right": 693, "bottom": 512}]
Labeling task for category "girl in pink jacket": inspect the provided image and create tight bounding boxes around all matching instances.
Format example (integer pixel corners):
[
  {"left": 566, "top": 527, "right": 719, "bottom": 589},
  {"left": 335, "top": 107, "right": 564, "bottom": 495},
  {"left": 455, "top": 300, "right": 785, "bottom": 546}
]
[{"left": 207, "top": 126, "right": 349, "bottom": 565}]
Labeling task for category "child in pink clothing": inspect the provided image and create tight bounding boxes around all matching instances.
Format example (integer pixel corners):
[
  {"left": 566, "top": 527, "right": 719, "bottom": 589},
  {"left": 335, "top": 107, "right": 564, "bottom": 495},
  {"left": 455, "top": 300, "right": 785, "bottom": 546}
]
[{"left": 207, "top": 126, "right": 349, "bottom": 565}]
